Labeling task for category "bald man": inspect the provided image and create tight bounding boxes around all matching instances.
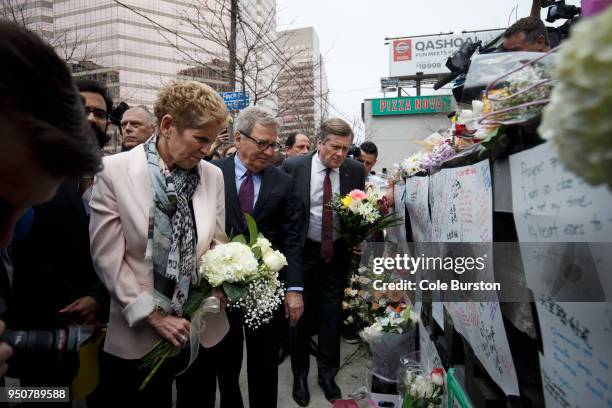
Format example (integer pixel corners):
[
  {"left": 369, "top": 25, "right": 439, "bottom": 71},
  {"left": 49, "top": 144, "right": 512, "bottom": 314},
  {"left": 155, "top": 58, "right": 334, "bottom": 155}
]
[{"left": 120, "top": 106, "right": 156, "bottom": 150}]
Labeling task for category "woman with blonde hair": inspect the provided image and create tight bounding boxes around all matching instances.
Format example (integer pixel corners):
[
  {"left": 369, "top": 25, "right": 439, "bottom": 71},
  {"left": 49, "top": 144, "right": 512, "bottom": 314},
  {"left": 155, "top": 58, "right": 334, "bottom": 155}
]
[{"left": 89, "top": 81, "right": 230, "bottom": 407}]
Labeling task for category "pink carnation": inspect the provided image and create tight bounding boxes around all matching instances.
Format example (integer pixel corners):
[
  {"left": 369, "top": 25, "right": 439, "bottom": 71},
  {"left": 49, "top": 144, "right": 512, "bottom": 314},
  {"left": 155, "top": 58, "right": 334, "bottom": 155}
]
[{"left": 348, "top": 189, "right": 367, "bottom": 200}]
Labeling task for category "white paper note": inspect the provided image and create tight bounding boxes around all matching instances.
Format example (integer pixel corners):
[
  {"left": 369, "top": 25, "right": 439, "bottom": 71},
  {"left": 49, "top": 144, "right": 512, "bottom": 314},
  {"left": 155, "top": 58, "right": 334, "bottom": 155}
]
[{"left": 405, "top": 176, "right": 431, "bottom": 242}]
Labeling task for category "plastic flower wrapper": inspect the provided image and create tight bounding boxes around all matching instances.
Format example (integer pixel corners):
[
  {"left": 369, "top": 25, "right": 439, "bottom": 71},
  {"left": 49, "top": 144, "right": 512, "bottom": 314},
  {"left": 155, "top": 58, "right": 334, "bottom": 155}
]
[
  {"left": 538, "top": 7, "right": 612, "bottom": 190},
  {"left": 399, "top": 368, "right": 445, "bottom": 408},
  {"left": 399, "top": 355, "right": 445, "bottom": 408},
  {"left": 415, "top": 132, "right": 446, "bottom": 153},
  {"left": 359, "top": 303, "right": 418, "bottom": 381},
  {"left": 479, "top": 51, "right": 556, "bottom": 126}
]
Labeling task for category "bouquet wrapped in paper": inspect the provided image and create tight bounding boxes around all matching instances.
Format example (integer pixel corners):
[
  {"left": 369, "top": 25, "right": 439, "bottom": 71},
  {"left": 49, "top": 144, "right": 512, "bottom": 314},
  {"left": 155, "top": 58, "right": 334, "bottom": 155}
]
[{"left": 140, "top": 214, "right": 285, "bottom": 389}]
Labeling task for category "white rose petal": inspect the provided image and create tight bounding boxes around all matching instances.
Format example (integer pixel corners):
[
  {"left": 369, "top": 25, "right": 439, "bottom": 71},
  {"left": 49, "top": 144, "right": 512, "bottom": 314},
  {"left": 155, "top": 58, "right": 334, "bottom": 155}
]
[{"left": 262, "top": 250, "right": 288, "bottom": 273}]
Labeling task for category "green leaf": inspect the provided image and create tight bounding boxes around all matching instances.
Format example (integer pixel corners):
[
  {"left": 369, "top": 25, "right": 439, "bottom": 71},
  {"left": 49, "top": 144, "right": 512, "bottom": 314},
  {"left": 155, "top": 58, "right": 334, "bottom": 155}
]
[
  {"left": 184, "top": 291, "right": 205, "bottom": 317},
  {"left": 252, "top": 246, "right": 262, "bottom": 260},
  {"left": 184, "top": 281, "right": 212, "bottom": 317},
  {"left": 244, "top": 213, "right": 258, "bottom": 245},
  {"left": 231, "top": 234, "right": 247, "bottom": 244},
  {"left": 223, "top": 281, "right": 247, "bottom": 302}
]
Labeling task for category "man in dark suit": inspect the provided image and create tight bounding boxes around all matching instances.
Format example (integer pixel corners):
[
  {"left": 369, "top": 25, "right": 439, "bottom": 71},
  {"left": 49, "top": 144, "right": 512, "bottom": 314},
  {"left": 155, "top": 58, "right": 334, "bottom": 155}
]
[
  {"left": 175, "top": 106, "right": 304, "bottom": 408},
  {"left": 282, "top": 118, "right": 365, "bottom": 405}
]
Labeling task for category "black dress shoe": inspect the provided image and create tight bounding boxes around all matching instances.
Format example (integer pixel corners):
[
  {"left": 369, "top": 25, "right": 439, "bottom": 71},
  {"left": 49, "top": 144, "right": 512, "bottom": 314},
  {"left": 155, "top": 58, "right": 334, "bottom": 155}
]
[
  {"left": 318, "top": 377, "right": 341, "bottom": 402},
  {"left": 293, "top": 378, "right": 310, "bottom": 407}
]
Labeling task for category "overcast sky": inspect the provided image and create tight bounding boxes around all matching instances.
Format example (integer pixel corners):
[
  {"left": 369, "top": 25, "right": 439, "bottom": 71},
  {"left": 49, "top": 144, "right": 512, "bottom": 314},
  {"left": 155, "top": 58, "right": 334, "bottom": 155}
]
[{"left": 276, "top": 0, "right": 579, "bottom": 135}]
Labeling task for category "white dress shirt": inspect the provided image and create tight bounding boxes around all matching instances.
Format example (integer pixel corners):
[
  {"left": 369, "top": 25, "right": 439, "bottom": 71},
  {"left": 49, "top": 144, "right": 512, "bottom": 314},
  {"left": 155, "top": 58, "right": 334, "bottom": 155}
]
[{"left": 308, "top": 153, "right": 340, "bottom": 242}]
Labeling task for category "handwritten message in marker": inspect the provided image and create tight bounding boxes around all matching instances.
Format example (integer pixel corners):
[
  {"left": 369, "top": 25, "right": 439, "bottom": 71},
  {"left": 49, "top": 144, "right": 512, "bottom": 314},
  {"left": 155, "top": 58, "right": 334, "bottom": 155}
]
[{"left": 510, "top": 142, "right": 612, "bottom": 407}]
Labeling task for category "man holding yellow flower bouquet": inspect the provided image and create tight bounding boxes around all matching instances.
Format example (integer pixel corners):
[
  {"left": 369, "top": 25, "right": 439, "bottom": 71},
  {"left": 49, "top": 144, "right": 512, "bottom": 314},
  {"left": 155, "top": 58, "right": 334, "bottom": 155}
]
[{"left": 282, "top": 118, "right": 365, "bottom": 405}]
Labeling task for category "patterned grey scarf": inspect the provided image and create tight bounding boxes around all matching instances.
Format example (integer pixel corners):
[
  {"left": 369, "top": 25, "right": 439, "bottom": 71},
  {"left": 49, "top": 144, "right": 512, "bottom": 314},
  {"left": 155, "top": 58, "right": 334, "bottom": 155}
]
[{"left": 144, "top": 136, "right": 200, "bottom": 316}]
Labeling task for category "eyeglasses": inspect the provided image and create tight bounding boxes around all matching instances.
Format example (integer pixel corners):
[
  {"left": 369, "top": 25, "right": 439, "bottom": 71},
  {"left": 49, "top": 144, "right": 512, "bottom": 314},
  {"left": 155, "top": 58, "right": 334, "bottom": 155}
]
[
  {"left": 239, "top": 131, "right": 282, "bottom": 152},
  {"left": 84, "top": 106, "right": 108, "bottom": 120}
]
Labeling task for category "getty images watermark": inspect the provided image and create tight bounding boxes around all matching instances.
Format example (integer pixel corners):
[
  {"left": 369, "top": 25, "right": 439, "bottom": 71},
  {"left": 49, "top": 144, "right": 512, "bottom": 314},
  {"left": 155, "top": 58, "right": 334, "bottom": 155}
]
[{"left": 369, "top": 253, "right": 500, "bottom": 292}]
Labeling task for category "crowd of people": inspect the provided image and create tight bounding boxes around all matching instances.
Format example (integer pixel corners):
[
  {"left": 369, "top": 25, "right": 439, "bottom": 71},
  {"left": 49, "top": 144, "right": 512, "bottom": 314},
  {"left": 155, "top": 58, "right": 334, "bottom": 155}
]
[
  {"left": 0, "top": 19, "right": 388, "bottom": 408},
  {"left": 0, "top": 6, "right": 559, "bottom": 407}
]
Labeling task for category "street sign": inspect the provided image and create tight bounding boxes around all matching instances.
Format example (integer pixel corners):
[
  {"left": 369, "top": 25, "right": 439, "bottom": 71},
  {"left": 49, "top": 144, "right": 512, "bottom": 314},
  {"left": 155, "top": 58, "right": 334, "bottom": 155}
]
[
  {"left": 389, "top": 30, "right": 504, "bottom": 77},
  {"left": 371, "top": 95, "right": 452, "bottom": 116},
  {"left": 381, "top": 78, "right": 399, "bottom": 89},
  {"left": 220, "top": 91, "right": 250, "bottom": 112}
]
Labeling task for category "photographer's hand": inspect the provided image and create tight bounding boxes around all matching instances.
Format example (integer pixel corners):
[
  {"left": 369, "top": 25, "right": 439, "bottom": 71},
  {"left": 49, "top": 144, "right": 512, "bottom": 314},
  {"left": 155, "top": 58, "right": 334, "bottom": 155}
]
[
  {"left": 146, "top": 310, "right": 191, "bottom": 347},
  {"left": 59, "top": 295, "right": 99, "bottom": 324},
  {"left": 0, "top": 321, "right": 14, "bottom": 377}
]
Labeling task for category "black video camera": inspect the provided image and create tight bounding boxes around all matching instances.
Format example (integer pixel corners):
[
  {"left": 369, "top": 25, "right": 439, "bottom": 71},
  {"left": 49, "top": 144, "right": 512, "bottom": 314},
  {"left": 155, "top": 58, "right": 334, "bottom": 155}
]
[
  {"left": 544, "top": 1, "right": 581, "bottom": 45},
  {"left": 433, "top": 40, "right": 485, "bottom": 91},
  {"left": 545, "top": 0, "right": 581, "bottom": 22},
  {"left": 347, "top": 144, "right": 361, "bottom": 160},
  {"left": 109, "top": 102, "right": 130, "bottom": 133},
  {"left": 1, "top": 325, "right": 96, "bottom": 364}
]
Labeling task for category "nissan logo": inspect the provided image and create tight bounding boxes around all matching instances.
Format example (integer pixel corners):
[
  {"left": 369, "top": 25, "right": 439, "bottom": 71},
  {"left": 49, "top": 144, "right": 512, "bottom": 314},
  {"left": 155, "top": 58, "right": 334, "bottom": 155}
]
[{"left": 395, "top": 41, "right": 410, "bottom": 54}]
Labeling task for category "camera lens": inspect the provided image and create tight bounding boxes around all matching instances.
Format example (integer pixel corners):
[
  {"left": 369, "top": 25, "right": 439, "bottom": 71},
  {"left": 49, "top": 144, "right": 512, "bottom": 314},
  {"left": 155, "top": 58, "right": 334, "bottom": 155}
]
[{"left": 1, "top": 325, "right": 95, "bottom": 355}]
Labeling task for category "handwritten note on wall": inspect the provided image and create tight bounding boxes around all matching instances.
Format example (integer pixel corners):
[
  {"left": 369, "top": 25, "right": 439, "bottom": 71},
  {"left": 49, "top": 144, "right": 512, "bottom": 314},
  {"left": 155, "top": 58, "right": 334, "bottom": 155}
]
[
  {"left": 445, "top": 301, "right": 520, "bottom": 396},
  {"left": 427, "top": 160, "right": 519, "bottom": 396},
  {"left": 510, "top": 142, "right": 612, "bottom": 407},
  {"left": 536, "top": 299, "right": 612, "bottom": 408},
  {"left": 388, "top": 181, "right": 407, "bottom": 244},
  {"left": 509, "top": 142, "right": 612, "bottom": 243},
  {"left": 430, "top": 160, "right": 492, "bottom": 242},
  {"left": 405, "top": 176, "right": 431, "bottom": 242}
]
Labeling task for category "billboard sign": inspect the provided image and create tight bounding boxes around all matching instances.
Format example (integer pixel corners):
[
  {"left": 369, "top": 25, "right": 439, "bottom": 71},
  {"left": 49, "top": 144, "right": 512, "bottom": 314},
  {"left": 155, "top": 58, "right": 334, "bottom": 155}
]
[
  {"left": 389, "top": 30, "right": 504, "bottom": 77},
  {"left": 371, "top": 95, "right": 453, "bottom": 116}
]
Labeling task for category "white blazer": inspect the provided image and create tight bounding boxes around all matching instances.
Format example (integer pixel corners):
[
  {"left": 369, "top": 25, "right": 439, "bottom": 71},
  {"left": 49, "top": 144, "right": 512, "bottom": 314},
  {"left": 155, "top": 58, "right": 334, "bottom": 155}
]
[{"left": 89, "top": 145, "right": 229, "bottom": 359}]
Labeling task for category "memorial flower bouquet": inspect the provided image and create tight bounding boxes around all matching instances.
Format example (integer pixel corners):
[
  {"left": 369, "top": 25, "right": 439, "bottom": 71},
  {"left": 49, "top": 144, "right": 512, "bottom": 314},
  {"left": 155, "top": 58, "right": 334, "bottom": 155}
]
[
  {"left": 342, "top": 271, "right": 374, "bottom": 329},
  {"left": 400, "top": 367, "right": 445, "bottom": 408},
  {"left": 140, "top": 214, "right": 286, "bottom": 389},
  {"left": 343, "top": 256, "right": 412, "bottom": 331},
  {"left": 478, "top": 52, "right": 556, "bottom": 127},
  {"left": 390, "top": 152, "right": 428, "bottom": 181},
  {"left": 331, "top": 188, "right": 403, "bottom": 248},
  {"left": 359, "top": 302, "right": 419, "bottom": 382}
]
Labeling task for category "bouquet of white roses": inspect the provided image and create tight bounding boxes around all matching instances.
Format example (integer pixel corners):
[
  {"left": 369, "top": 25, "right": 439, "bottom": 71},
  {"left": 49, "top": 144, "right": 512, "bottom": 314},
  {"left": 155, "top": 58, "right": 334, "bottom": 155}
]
[
  {"left": 400, "top": 367, "right": 445, "bottom": 408},
  {"left": 140, "top": 214, "right": 286, "bottom": 389}
]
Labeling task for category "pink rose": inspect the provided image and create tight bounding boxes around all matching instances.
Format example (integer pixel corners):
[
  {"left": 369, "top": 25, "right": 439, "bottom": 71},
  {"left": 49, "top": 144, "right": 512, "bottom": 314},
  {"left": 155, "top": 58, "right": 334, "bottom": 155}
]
[{"left": 349, "top": 189, "right": 367, "bottom": 200}]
